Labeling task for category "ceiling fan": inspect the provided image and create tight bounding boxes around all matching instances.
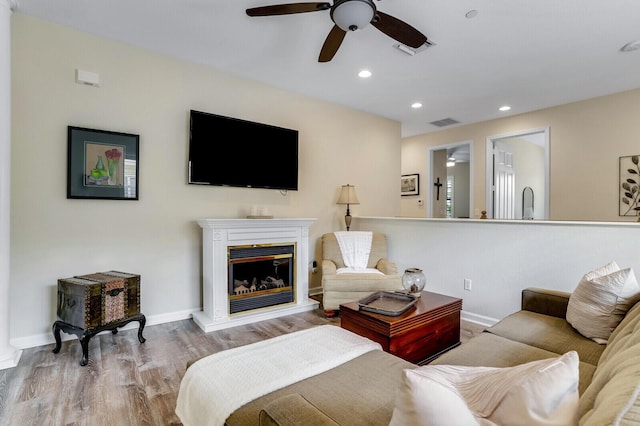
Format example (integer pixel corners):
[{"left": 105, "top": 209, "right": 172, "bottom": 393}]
[{"left": 246, "top": 0, "right": 429, "bottom": 63}]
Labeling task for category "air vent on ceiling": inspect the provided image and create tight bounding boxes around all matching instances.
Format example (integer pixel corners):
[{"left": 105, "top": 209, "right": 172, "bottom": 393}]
[
  {"left": 429, "top": 118, "right": 460, "bottom": 127},
  {"left": 394, "top": 40, "right": 435, "bottom": 56}
]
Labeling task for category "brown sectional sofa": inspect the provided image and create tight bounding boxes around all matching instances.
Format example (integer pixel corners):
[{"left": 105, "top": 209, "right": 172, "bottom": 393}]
[
  {"left": 215, "top": 287, "right": 640, "bottom": 425},
  {"left": 432, "top": 288, "right": 604, "bottom": 396}
]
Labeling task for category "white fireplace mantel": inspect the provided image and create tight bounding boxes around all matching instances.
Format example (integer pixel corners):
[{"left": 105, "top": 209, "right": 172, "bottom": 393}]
[{"left": 192, "top": 218, "right": 319, "bottom": 332}]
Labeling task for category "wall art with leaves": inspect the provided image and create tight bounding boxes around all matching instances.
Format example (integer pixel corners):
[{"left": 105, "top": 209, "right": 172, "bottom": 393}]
[{"left": 619, "top": 155, "right": 640, "bottom": 216}]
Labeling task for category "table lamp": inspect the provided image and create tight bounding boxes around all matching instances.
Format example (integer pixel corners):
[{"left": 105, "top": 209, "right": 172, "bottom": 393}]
[{"left": 336, "top": 184, "right": 360, "bottom": 231}]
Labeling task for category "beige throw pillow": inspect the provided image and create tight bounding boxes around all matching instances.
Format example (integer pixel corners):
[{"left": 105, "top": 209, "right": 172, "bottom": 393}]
[
  {"left": 566, "top": 261, "right": 640, "bottom": 344},
  {"left": 389, "top": 351, "right": 579, "bottom": 426}
]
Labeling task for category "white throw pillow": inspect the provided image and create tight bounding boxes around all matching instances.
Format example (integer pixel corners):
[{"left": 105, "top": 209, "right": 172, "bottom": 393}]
[
  {"left": 389, "top": 351, "right": 579, "bottom": 426},
  {"left": 566, "top": 261, "right": 640, "bottom": 344}
]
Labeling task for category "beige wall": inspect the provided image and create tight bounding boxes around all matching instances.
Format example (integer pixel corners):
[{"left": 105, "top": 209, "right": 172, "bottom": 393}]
[
  {"left": 400, "top": 136, "right": 427, "bottom": 217},
  {"left": 432, "top": 150, "right": 447, "bottom": 217},
  {"left": 504, "top": 137, "right": 545, "bottom": 220},
  {"left": 9, "top": 14, "right": 401, "bottom": 343},
  {"left": 401, "top": 88, "right": 640, "bottom": 221}
]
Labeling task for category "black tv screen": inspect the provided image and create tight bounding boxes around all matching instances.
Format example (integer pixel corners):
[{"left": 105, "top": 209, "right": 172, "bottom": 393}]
[{"left": 188, "top": 110, "right": 299, "bottom": 191}]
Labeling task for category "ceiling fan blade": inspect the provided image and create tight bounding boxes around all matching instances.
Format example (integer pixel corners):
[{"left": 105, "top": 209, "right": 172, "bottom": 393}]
[
  {"left": 318, "top": 25, "right": 347, "bottom": 62},
  {"left": 246, "top": 2, "right": 331, "bottom": 17},
  {"left": 372, "top": 11, "right": 428, "bottom": 48}
]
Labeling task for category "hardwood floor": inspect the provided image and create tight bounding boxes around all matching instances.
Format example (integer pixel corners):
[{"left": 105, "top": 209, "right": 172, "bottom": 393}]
[{"left": 0, "top": 308, "right": 484, "bottom": 426}]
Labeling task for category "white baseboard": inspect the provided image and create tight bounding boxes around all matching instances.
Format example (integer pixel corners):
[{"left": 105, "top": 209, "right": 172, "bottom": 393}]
[
  {"left": 10, "top": 308, "right": 199, "bottom": 350},
  {"left": 308, "top": 286, "right": 322, "bottom": 296},
  {"left": 461, "top": 310, "right": 498, "bottom": 327},
  {"left": 0, "top": 347, "right": 22, "bottom": 370}
]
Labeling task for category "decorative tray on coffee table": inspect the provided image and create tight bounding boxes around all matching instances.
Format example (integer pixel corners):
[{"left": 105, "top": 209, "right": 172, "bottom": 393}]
[{"left": 357, "top": 291, "right": 417, "bottom": 316}]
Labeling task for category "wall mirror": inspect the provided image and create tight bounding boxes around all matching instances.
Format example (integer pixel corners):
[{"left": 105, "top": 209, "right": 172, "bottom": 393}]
[
  {"left": 428, "top": 140, "right": 473, "bottom": 218},
  {"left": 485, "top": 127, "right": 549, "bottom": 219},
  {"left": 522, "top": 186, "right": 534, "bottom": 219}
]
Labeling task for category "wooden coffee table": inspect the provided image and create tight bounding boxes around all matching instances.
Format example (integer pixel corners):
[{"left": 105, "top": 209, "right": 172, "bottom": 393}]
[{"left": 340, "top": 291, "right": 462, "bottom": 364}]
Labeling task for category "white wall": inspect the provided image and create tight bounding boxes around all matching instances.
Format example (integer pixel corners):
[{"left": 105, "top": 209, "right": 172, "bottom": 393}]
[
  {"left": 354, "top": 217, "right": 640, "bottom": 325},
  {"left": 9, "top": 14, "right": 401, "bottom": 346}
]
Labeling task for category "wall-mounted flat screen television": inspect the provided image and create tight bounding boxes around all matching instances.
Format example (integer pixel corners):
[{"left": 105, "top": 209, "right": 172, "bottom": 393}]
[{"left": 188, "top": 110, "right": 299, "bottom": 191}]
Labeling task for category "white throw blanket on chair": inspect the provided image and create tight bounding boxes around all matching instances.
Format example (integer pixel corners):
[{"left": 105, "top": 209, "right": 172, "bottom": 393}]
[
  {"left": 175, "top": 325, "right": 381, "bottom": 426},
  {"left": 334, "top": 231, "right": 383, "bottom": 274}
]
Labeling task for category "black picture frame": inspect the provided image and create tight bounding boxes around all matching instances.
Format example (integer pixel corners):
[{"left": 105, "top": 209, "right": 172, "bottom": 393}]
[
  {"left": 401, "top": 173, "right": 419, "bottom": 196},
  {"left": 67, "top": 126, "right": 139, "bottom": 200}
]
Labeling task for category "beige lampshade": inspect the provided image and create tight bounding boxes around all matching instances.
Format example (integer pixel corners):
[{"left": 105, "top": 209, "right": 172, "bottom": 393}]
[{"left": 336, "top": 184, "right": 360, "bottom": 205}]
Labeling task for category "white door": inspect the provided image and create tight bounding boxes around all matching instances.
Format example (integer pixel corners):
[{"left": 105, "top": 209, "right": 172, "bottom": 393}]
[{"left": 493, "top": 142, "right": 515, "bottom": 219}]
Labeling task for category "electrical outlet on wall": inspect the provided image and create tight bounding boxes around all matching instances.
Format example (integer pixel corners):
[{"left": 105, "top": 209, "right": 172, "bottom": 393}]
[{"left": 464, "top": 278, "right": 472, "bottom": 291}]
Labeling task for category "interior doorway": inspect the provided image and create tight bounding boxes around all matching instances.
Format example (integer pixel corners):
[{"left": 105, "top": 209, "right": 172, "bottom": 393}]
[
  {"left": 493, "top": 141, "right": 516, "bottom": 219},
  {"left": 428, "top": 141, "right": 473, "bottom": 218},
  {"left": 485, "top": 127, "right": 549, "bottom": 219}
]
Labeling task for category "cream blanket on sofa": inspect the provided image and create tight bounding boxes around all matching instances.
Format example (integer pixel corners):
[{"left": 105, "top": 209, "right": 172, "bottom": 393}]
[{"left": 175, "top": 325, "right": 381, "bottom": 426}]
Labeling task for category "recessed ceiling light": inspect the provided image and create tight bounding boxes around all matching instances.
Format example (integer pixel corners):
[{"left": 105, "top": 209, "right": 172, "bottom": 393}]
[
  {"left": 411, "top": 102, "right": 422, "bottom": 109},
  {"left": 465, "top": 10, "right": 478, "bottom": 19},
  {"left": 620, "top": 40, "right": 640, "bottom": 52},
  {"left": 499, "top": 105, "right": 511, "bottom": 112},
  {"left": 358, "top": 70, "right": 372, "bottom": 78}
]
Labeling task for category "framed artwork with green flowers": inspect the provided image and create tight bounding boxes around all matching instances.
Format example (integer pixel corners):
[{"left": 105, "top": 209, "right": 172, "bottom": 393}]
[{"left": 67, "top": 126, "right": 139, "bottom": 200}]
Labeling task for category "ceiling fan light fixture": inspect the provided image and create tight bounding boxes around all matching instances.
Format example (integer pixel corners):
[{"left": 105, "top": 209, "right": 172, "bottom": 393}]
[
  {"left": 247, "top": 0, "right": 428, "bottom": 63},
  {"left": 331, "top": 0, "right": 375, "bottom": 32}
]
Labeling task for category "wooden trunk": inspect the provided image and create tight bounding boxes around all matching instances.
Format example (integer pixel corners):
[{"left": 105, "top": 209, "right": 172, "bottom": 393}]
[
  {"left": 339, "top": 291, "right": 462, "bottom": 364},
  {"left": 57, "top": 271, "right": 141, "bottom": 330}
]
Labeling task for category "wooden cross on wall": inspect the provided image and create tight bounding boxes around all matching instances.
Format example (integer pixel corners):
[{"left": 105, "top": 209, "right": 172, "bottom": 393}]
[{"left": 434, "top": 177, "right": 443, "bottom": 200}]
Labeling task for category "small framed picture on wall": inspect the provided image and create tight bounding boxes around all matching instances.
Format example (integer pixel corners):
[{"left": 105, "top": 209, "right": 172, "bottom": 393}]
[
  {"left": 401, "top": 174, "right": 419, "bottom": 196},
  {"left": 67, "top": 126, "right": 139, "bottom": 200}
]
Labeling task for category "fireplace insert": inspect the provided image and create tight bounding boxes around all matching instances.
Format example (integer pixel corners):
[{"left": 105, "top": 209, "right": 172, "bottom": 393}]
[{"left": 228, "top": 243, "right": 295, "bottom": 314}]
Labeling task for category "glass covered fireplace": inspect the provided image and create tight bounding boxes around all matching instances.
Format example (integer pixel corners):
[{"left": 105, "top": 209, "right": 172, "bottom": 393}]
[
  {"left": 194, "top": 218, "right": 317, "bottom": 332},
  {"left": 228, "top": 243, "right": 295, "bottom": 314}
]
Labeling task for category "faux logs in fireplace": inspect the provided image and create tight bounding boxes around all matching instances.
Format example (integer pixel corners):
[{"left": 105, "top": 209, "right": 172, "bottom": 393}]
[{"left": 228, "top": 243, "right": 295, "bottom": 314}]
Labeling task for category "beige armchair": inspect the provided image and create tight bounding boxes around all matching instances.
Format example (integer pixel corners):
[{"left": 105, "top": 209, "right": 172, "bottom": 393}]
[{"left": 321, "top": 232, "right": 402, "bottom": 317}]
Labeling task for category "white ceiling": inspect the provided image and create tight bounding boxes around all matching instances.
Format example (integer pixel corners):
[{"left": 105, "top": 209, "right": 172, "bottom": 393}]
[{"left": 12, "top": 0, "right": 640, "bottom": 137}]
